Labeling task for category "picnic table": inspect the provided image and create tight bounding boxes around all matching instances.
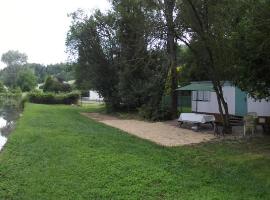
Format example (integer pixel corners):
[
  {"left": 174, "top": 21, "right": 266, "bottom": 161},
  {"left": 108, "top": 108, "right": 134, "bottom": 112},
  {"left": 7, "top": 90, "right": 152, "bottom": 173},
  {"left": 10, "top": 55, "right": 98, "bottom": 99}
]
[{"left": 178, "top": 113, "right": 216, "bottom": 131}]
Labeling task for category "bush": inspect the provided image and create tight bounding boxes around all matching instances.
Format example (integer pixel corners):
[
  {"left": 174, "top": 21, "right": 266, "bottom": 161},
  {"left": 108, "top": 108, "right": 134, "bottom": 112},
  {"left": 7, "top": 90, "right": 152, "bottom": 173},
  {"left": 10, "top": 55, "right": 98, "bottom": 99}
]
[
  {"left": 0, "top": 91, "right": 23, "bottom": 109},
  {"left": 0, "top": 81, "right": 6, "bottom": 93},
  {"left": 138, "top": 103, "right": 172, "bottom": 121},
  {"left": 43, "top": 76, "right": 72, "bottom": 93},
  {"left": 28, "top": 91, "right": 80, "bottom": 105}
]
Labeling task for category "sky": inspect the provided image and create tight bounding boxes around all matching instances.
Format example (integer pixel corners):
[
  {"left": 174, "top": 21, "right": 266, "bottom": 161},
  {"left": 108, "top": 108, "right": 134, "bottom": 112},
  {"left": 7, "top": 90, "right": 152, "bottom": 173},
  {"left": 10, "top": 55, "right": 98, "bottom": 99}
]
[{"left": 0, "top": 0, "right": 111, "bottom": 68}]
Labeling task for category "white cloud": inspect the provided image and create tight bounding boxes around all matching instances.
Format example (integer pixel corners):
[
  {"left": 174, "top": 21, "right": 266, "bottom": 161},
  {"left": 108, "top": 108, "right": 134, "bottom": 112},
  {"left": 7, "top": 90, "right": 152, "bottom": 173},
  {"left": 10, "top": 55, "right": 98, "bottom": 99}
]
[{"left": 0, "top": 0, "right": 110, "bottom": 68}]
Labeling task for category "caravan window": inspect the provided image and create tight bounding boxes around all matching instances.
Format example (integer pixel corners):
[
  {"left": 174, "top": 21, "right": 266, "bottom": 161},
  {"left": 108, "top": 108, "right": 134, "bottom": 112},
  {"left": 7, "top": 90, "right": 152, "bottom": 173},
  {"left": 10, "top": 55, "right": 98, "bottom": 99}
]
[
  {"left": 192, "top": 91, "right": 197, "bottom": 101},
  {"left": 198, "top": 91, "right": 204, "bottom": 101},
  {"left": 192, "top": 91, "right": 210, "bottom": 102},
  {"left": 203, "top": 91, "right": 211, "bottom": 101}
]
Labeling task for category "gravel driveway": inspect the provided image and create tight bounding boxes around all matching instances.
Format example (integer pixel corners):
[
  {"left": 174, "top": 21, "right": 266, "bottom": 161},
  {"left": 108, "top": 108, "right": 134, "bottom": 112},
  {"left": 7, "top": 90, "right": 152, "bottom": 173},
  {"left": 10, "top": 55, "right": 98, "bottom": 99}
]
[{"left": 81, "top": 113, "right": 216, "bottom": 146}]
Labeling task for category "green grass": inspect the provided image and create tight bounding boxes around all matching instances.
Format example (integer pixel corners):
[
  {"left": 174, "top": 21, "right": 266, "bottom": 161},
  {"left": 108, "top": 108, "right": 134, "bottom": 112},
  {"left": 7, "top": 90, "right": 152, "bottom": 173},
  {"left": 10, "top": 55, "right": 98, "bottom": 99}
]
[{"left": 0, "top": 103, "right": 270, "bottom": 199}]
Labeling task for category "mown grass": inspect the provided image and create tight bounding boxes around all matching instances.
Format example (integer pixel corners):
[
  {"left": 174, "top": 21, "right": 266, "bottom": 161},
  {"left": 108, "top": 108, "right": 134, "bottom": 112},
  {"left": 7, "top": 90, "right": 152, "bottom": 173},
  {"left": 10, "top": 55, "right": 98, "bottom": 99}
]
[{"left": 0, "top": 103, "right": 269, "bottom": 199}]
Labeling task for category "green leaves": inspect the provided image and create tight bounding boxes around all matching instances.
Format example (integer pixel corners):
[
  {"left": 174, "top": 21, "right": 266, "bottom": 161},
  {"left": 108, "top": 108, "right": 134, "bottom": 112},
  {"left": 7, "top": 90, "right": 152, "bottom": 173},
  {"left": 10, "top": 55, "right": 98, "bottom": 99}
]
[
  {"left": 67, "top": 1, "right": 167, "bottom": 114},
  {"left": 16, "top": 70, "right": 37, "bottom": 92},
  {"left": 1, "top": 50, "right": 28, "bottom": 66},
  {"left": 233, "top": 0, "right": 270, "bottom": 99}
]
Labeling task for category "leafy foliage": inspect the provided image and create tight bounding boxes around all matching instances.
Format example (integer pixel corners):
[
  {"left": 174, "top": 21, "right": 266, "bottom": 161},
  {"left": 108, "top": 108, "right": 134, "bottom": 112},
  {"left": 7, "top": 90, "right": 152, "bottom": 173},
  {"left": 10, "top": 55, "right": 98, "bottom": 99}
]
[
  {"left": 45, "top": 63, "right": 74, "bottom": 83},
  {"left": 22, "top": 63, "right": 74, "bottom": 84},
  {"left": 67, "top": 10, "right": 120, "bottom": 109},
  {"left": 174, "top": 0, "right": 243, "bottom": 132},
  {"left": 43, "top": 76, "right": 72, "bottom": 93},
  {"left": 16, "top": 69, "right": 37, "bottom": 92},
  {"left": 67, "top": 2, "right": 168, "bottom": 116},
  {"left": 0, "top": 81, "right": 5, "bottom": 93},
  {"left": 66, "top": 0, "right": 270, "bottom": 122},
  {"left": 0, "top": 61, "right": 74, "bottom": 90},
  {"left": 1, "top": 50, "right": 28, "bottom": 66},
  {"left": 233, "top": 0, "right": 270, "bottom": 99},
  {"left": 28, "top": 91, "right": 80, "bottom": 104}
]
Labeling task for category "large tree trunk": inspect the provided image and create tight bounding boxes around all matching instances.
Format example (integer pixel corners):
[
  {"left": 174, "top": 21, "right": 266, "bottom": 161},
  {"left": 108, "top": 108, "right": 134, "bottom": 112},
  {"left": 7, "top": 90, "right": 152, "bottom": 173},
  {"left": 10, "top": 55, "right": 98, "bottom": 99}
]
[
  {"left": 164, "top": 0, "right": 178, "bottom": 118},
  {"left": 212, "top": 81, "right": 231, "bottom": 134}
]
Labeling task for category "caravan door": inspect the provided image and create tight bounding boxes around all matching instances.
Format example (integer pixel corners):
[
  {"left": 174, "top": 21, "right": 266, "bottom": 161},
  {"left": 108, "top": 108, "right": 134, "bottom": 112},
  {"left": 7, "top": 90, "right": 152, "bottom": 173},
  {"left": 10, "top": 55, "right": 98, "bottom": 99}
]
[{"left": 235, "top": 88, "right": 247, "bottom": 116}]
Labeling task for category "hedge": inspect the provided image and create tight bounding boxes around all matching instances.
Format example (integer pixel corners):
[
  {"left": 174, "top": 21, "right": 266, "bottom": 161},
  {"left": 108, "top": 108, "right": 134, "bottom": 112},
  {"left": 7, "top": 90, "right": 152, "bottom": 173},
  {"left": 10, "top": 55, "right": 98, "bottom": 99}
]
[{"left": 28, "top": 91, "right": 80, "bottom": 105}]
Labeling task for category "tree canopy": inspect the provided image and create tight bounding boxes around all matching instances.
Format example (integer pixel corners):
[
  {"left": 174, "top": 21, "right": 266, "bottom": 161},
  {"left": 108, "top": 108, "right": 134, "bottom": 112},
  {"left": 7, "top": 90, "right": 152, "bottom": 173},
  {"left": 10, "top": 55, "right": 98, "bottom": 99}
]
[
  {"left": 65, "top": 0, "right": 270, "bottom": 124},
  {"left": 0, "top": 51, "right": 74, "bottom": 90},
  {"left": 233, "top": 0, "right": 270, "bottom": 99},
  {"left": 67, "top": 1, "right": 168, "bottom": 118},
  {"left": 1, "top": 50, "right": 28, "bottom": 66},
  {"left": 16, "top": 69, "right": 37, "bottom": 92}
]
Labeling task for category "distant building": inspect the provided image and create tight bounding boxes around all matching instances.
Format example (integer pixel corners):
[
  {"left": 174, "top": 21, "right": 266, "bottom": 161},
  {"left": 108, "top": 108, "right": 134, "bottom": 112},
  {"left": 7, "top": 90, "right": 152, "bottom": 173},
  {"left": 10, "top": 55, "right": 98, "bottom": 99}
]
[{"left": 88, "top": 90, "right": 103, "bottom": 101}]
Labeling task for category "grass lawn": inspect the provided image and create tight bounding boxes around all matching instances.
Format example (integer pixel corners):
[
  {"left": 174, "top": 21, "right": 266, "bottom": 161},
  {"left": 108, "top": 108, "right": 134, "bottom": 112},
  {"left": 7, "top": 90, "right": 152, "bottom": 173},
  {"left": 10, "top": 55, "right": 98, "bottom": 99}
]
[{"left": 0, "top": 103, "right": 270, "bottom": 199}]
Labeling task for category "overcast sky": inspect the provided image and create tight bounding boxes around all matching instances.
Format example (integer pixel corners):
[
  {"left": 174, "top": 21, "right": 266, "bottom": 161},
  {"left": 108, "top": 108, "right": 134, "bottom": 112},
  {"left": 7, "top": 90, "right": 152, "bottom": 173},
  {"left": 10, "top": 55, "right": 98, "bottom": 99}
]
[{"left": 0, "top": 0, "right": 110, "bottom": 68}]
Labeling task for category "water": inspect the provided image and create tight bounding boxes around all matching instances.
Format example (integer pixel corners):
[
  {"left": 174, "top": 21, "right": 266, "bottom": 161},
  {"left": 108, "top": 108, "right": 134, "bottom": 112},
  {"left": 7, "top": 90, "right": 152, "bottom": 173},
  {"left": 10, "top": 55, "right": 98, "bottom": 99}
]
[
  {"left": 0, "top": 117, "right": 8, "bottom": 150},
  {"left": 0, "top": 97, "right": 22, "bottom": 151}
]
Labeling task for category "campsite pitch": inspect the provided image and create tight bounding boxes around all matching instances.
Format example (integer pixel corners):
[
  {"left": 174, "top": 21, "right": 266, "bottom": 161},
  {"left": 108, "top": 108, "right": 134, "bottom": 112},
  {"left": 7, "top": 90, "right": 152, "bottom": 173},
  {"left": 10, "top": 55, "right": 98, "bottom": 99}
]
[{"left": 81, "top": 112, "right": 215, "bottom": 146}]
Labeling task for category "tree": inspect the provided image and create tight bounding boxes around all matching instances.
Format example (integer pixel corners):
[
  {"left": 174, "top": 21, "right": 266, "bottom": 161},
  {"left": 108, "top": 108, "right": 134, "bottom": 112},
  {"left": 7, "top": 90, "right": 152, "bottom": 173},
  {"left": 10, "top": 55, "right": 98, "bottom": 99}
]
[
  {"left": 16, "top": 70, "right": 37, "bottom": 92},
  {"left": 23, "top": 63, "right": 47, "bottom": 83},
  {"left": 67, "top": 3, "right": 168, "bottom": 117},
  {"left": 164, "top": 0, "right": 178, "bottom": 118},
  {"left": 176, "top": 45, "right": 210, "bottom": 83},
  {"left": 43, "top": 76, "right": 71, "bottom": 93},
  {"left": 113, "top": 0, "right": 165, "bottom": 110},
  {"left": 67, "top": 9, "right": 121, "bottom": 109},
  {"left": 46, "top": 63, "right": 74, "bottom": 82},
  {"left": 175, "top": 0, "right": 240, "bottom": 133},
  {"left": 0, "top": 65, "right": 21, "bottom": 88},
  {"left": 1, "top": 50, "right": 28, "bottom": 66},
  {"left": 0, "top": 62, "right": 74, "bottom": 88},
  {"left": 0, "top": 50, "right": 28, "bottom": 88},
  {"left": 233, "top": 0, "right": 270, "bottom": 99}
]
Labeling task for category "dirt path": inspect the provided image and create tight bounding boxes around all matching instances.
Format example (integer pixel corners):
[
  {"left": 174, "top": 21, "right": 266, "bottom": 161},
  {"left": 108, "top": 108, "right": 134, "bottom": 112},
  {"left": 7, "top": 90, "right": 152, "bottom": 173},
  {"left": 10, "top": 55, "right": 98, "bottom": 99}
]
[{"left": 81, "top": 113, "right": 216, "bottom": 146}]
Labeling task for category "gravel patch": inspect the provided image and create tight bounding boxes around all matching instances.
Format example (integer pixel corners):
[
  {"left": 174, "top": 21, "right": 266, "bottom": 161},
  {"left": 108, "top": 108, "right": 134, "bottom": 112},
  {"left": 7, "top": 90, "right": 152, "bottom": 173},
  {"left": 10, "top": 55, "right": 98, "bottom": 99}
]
[{"left": 81, "top": 112, "right": 216, "bottom": 146}]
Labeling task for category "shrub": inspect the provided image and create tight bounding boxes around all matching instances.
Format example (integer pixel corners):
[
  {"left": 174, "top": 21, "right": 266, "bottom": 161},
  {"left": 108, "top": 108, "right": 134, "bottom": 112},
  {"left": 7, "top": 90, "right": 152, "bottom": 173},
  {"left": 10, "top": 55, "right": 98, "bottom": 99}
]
[
  {"left": 138, "top": 103, "right": 172, "bottom": 121},
  {"left": 0, "top": 81, "right": 6, "bottom": 93},
  {"left": 28, "top": 91, "right": 80, "bottom": 105},
  {"left": 9, "top": 87, "right": 22, "bottom": 94},
  {"left": 43, "top": 76, "right": 72, "bottom": 93},
  {"left": 0, "top": 91, "right": 23, "bottom": 109}
]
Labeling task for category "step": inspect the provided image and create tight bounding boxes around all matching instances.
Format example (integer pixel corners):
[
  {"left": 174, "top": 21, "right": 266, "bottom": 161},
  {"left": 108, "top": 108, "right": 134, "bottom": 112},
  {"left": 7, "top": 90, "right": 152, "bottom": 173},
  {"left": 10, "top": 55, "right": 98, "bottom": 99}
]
[{"left": 229, "top": 115, "right": 243, "bottom": 126}]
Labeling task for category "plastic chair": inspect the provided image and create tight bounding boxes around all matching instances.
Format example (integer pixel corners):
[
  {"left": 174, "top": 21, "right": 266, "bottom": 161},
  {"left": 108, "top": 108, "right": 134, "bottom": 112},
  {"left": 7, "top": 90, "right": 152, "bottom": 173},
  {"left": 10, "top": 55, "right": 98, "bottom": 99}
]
[{"left": 243, "top": 113, "right": 257, "bottom": 136}]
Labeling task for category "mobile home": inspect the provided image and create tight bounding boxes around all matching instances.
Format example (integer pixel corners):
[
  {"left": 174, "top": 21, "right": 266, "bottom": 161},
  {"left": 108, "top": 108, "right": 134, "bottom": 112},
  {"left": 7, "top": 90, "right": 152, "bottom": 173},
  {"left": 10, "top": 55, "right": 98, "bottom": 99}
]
[{"left": 177, "top": 81, "right": 270, "bottom": 119}]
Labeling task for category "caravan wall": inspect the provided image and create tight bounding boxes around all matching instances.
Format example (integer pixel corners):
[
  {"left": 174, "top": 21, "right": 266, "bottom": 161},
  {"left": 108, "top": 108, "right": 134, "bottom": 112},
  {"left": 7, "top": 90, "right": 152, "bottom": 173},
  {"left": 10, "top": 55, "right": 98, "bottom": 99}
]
[
  {"left": 191, "top": 86, "right": 235, "bottom": 115},
  {"left": 248, "top": 98, "right": 270, "bottom": 116},
  {"left": 191, "top": 86, "right": 270, "bottom": 116}
]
